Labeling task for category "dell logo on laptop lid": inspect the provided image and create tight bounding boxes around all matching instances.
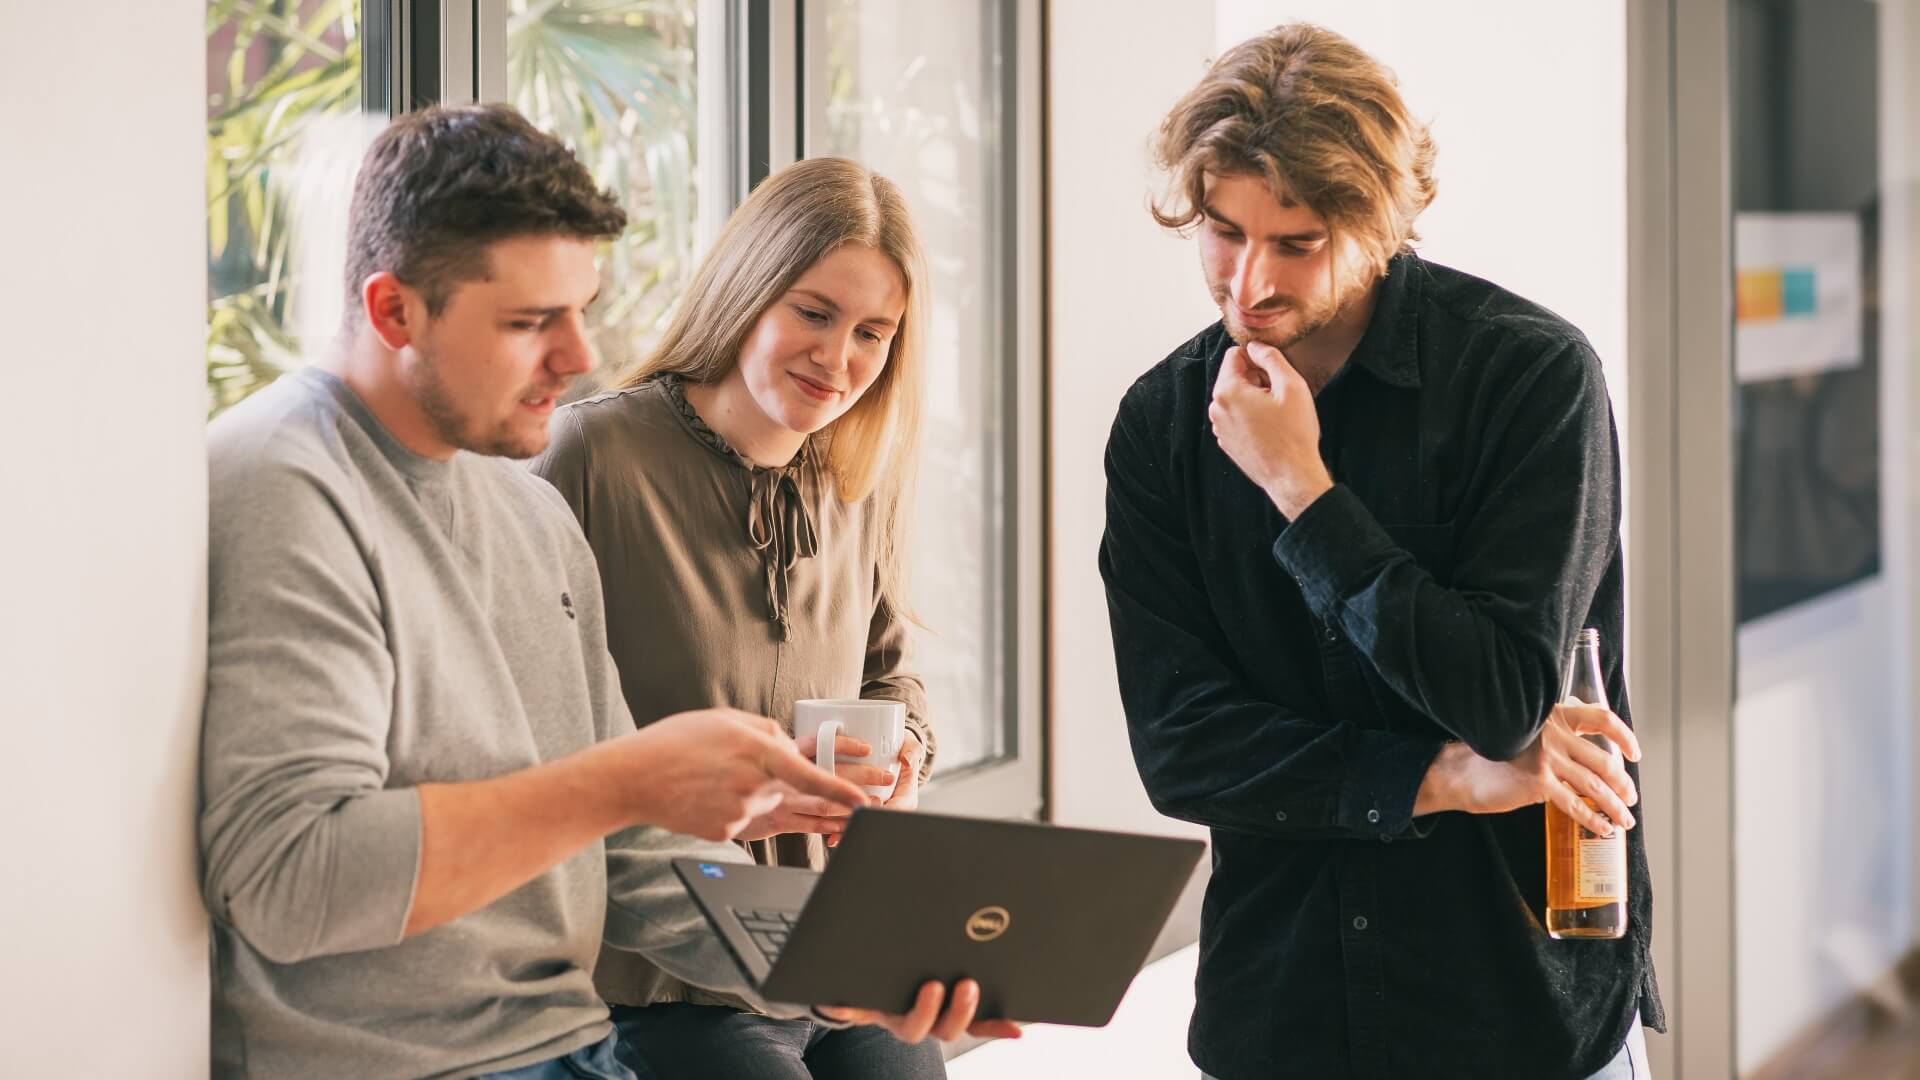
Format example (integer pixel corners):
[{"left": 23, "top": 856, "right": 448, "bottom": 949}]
[{"left": 966, "top": 905, "right": 1011, "bottom": 942}]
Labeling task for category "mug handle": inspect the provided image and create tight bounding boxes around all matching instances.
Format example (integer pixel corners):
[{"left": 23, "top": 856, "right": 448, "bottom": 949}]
[{"left": 814, "top": 719, "right": 842, "bottom": 775}]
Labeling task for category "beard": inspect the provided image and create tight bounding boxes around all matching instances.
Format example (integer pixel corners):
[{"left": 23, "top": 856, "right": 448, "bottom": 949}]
[
  {"left": 405, "top": 343, "right": 562, "bottom": 460},
  {"left": 1213, "top": 285, "right": 1342, "bottom": 353}
]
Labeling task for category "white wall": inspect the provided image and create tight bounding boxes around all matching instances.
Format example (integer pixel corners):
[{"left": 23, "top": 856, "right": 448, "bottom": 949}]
[
  {"left": 1046, "top": 0, "right": 1220, "bottom": 835},
  {"left": 0, "top": 3, "right": 210, "bottom": 1075},
  {"left": 1211, "top": 1, "right": 1630, "bottom": 407},
  {"left": 1046, "top": 2, "right": 1631, "bottom": 836}
]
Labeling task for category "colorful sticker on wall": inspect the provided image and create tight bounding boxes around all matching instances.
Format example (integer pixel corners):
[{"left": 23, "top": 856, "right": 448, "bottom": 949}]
[{"left": 1733, "top": 213, "right": 1863, "bottom": 383}]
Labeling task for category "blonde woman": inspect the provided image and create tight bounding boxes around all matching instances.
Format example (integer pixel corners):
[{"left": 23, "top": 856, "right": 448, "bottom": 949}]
[{"left": 529, "top": 157, "right": 960, "bottom": 1079}]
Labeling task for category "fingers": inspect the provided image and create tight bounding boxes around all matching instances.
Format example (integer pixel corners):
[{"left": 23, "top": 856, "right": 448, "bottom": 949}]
[
  {"left": 898, "top": 729, "right": 925, "bottom": 766},
  {"left": 1601, "top": 712, "right": 1642, "bottom": 762},
  {"left": 1242, "top": 340, "right": 1294, "bottom": 384},
  {"left": 881, "top": 775, "right": 920, "bottom": 812},
  {"left": 834, "top": 734, "right": 877, "bottom": 760},
  {"left": 814, "top": 983, "right": 1004, "bottom": 1044},
  {"left": 783, "top": 793, "right": 856, "bottom": 819},
  {"left": 756, "top": 801, "right": 852, "bottom": 836},
  {"left": 1555, "top": 737, "right": 1634, "bottom": 831},
  {"left": 1212, "top": 345, "right": 1250, "bottom": 397},
  {"left": 759, "top": 738, "right": 870, "bottom": 809},
  {"left": 894, "top": 980, "right": 946, "bottom": 1043},
  {"left": 1551, "top": 778, "right": 1619, "bottom": 837},
  {"left": 729, "top": 711, "right": 783, "bottom": 738},
  {"left": 1564, "top": 732, "right": 1638, "bottom": 813},
  {"left": 787, "top": 814, "right": 852, "bottom": 837},
  {"left": 969, "top": 1018, "right": 1023, "bottom": 1040},
  {"left": 930, "top": 978, "right": 983, "bottom": 1042},
  {"left": 1562, "top": 757, "right": 1634, "bottom": 832},
  {"left": 1558, "top": 705, "right": 1642, "bottom": 761},
  {"left": 788, "top": 733, "right": 888, "bottom": 787},
  {"left": 836, "top": 762, "right": 897, "bottom": 788},
  {"left": 793, "top": 732, "right": 876, "bottom": 761}
]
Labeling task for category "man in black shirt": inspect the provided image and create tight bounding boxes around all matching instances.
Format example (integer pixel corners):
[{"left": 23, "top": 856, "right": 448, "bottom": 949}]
[{"left": 1100, "top": 24, "right": 1664, "bottom": 1080}]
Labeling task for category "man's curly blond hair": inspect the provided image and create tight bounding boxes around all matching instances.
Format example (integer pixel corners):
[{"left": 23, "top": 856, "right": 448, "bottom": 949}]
[{"left": 1153, "top": 23, "right": 1437, "bottom": 279}]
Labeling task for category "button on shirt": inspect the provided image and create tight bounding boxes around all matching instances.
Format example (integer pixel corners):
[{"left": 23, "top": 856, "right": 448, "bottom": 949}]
[{"left": 1100, "top": 253, "right": 1663, "bottom": 1080}]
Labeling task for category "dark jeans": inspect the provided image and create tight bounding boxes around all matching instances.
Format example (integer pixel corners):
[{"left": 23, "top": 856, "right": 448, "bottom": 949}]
[
  {"left": 610, "top": 1002, "right": 947, "bottom": 1080},
  {"left": 476, "top": 1031, "right": 637, "bottom": 1080}
]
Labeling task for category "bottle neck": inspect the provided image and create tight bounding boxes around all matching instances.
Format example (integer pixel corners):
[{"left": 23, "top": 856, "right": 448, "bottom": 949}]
[{"left": 1563, "top": 638, "right": 1609, "bottom": 709}]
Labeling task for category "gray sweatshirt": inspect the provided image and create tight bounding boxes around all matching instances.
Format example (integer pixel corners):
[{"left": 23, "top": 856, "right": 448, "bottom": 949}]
[{"left": 201, "top": 368, "right": 793, "bottom": 1080}]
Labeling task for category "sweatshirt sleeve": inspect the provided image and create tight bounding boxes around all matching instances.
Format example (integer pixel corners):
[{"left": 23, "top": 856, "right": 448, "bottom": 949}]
[
  {"left": 198, "top": 457, "right": 422, "bottom": 965},
  {"left": 600, "top": 824, "right": 816, "bottom": 1020}
]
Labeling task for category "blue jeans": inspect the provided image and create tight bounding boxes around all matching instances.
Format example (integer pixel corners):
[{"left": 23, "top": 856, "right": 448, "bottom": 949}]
[
  {"left": 610, "top": 1002, "right": 947, "bottom": 1080},
  {"left": 476, "top": 1031, "right": 640, "bottom": 1080},
  {"left": 1584, "top": 1015, "right": 1651, "bottom": 1080}
]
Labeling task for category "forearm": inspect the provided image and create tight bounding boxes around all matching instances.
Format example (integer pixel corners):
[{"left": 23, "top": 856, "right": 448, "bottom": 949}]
[
  {"left": 1127, "top": 689, "right": 1443, "bottom": 840},
  {"left": 1273, "top": 485, "right": 1570, "bottom": 760},
  {"left": 1412, "top": 741, "right": 1473, "bottom": 818},
  {"left": 405, "top": 739, "right": 639, "bottom": 937}
]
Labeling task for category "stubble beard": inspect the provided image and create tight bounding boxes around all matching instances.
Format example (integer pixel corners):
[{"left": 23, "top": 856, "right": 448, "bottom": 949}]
[{"left": 406, "top": 344, "right": 552, "bottom": 460}]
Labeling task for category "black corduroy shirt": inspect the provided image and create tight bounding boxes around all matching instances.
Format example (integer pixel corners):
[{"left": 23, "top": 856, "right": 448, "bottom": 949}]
[{"left": 1100, "top": 253, "right": 1663, "bottom": 1080}]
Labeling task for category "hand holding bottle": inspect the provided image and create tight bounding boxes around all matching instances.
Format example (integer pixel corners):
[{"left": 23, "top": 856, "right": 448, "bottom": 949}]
[
  {"left": 1521, "top": 701, "right": 1640, "bottom": 835},
  {"left": 1415, "top": 708, "right": 1639, "bottom": 832}
]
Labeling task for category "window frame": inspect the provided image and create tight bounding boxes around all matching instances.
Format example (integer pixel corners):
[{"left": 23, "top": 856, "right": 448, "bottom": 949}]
[{"left": 426, "top": 0, "right": 1047, "bottom": 823}]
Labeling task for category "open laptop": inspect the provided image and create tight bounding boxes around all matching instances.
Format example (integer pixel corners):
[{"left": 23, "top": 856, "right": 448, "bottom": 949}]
[{"left": 672, "top": 808, "right": 1205, "bottom": 1027}]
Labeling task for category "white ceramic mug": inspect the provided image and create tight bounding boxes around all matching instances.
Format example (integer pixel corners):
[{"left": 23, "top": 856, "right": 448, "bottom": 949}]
[{"left": 793, "top": 698, "right": 906, "bottom": 798}]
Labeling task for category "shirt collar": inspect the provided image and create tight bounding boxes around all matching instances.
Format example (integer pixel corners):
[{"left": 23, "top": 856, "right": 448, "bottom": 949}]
[{"left": 1342, "top": 250, "right": 1424, "bottom": 390}]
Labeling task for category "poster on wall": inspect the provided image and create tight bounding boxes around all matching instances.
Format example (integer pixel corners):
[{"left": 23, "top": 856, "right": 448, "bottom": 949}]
[
  {"left": 1733, "top": 210, "right": 1881, "bottom": 624},
  {"left": 1734, "top": 213, "right": 1863, "bottom": 382}
]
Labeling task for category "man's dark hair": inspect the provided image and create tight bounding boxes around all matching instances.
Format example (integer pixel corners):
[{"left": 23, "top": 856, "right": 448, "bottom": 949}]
[{"left": 343, "top": 103, "right": 627, "bottom": 321}]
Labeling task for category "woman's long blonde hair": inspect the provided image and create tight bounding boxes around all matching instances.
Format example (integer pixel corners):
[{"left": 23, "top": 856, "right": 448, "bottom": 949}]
[{"left": 617, "top": 156, "right": 927, "bottom": 619}]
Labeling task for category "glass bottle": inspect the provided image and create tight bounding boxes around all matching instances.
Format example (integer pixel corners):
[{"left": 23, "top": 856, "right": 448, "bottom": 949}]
[{"left": 1545, "top": 628, "right": 1629, "bottom": 939}]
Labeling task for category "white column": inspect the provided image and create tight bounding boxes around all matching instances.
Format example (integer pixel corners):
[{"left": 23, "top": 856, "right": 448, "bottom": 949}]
[{"left": 0, "top": 2, "right": 210, "bottom": 1075}]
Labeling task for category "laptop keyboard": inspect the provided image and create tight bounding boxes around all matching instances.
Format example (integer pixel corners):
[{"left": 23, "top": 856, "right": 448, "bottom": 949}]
[{"left": 732, "top": 907, "right": 800, "bottom": 965}]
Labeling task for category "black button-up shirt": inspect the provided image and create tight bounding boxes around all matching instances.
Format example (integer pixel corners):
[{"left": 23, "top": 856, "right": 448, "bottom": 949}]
[{"left": 1100, "top": 253, "right": 1663, "bottom": 1080}]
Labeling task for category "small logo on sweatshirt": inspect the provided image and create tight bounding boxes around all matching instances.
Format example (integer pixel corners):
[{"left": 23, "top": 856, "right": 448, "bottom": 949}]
[{"left": 562, "top": 592, "right": 576, "bottom": 620}]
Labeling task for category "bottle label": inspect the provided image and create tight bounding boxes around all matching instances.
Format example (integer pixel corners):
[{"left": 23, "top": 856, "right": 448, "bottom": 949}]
[{"left": 1576, "top": 833, "right": 1626, "bottom": 903}]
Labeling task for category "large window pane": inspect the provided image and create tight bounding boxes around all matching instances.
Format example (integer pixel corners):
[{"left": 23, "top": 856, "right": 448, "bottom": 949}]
[
  {"left": 206, "top": 0, "right": 371, "bottom": 418},
  {"left": 507, "top": 0, "right": 701, "bottom": 392},
  {"left": 805, "top": 2, "right": 1010, "bottom": 773},
  {"left": 1728, "top": 1, "right": 1904, "bottom": 1073}
]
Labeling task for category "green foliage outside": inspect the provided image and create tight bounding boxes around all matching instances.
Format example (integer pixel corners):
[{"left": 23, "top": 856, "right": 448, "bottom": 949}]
[{"left": 206, "top": 0, "right": 697, "bottom": 419}]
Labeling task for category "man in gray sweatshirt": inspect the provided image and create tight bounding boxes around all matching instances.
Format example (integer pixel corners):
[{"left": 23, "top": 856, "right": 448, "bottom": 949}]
[{"left": 202, "top": 104, "right": 1014, "bottom": 1080}]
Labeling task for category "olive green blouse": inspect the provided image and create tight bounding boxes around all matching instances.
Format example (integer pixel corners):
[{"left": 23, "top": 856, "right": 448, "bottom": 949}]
[{"left": 528, "top": 375, "right": 934, "bottom": 1010}]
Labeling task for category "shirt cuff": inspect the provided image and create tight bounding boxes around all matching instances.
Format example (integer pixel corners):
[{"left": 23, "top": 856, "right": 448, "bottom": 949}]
[
  {"left": 319, "top": 786, "right": 424, "bottom": 952},
  {"left": 1271, "top": 484, "right": 1400, "bottom": 623},
  {"left": 1338, "top": 732, "right": 1447, "bottom": 839},
  {"left": 904, "top": 718, "right": 935, "bottom": 784}
]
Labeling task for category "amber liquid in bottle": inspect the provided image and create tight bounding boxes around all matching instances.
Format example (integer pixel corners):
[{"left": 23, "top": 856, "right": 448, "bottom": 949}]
[{"left": 1545, "top": 628, "right": 1628, "bottom": 940}]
